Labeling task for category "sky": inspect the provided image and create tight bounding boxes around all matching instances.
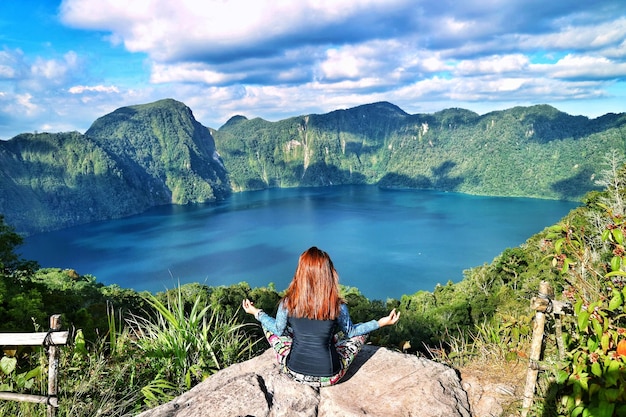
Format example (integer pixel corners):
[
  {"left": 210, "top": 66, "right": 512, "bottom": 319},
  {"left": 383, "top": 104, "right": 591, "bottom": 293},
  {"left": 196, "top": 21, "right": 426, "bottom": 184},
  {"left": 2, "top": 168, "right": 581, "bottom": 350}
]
[{"left": 1, "top": 0, "right": 626, "bottom": 140}]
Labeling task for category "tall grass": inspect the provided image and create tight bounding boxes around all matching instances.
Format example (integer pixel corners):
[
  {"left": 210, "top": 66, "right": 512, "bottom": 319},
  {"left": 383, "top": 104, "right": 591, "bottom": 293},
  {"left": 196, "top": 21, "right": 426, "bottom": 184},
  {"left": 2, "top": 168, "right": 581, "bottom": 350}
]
[
  {"left": 0, "top": 283, "right": 261, "bottom": 416},
  {"left": 126, "top": 286, "right": 260, "bottom": 406},
  {"left": 427, "top": 313, "right": 534, "bottom": 369}
]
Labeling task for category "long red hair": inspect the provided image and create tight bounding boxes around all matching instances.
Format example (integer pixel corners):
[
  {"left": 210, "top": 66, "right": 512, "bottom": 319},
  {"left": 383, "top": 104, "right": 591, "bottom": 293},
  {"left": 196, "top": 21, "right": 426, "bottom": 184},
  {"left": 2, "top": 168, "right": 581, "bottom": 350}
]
[{"left": 282, "top": 247, "right": 344, "bottom": 320}]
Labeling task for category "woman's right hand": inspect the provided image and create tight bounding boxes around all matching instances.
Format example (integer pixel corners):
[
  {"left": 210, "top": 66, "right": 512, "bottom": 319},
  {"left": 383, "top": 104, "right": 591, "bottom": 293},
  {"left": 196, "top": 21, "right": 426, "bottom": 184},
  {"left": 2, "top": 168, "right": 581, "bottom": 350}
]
[
  {"left": 378, "top": 308, "right": 401, "bottom": 327},
  {"left": 242, "top": 298, "right": 261, "bottom": 317}
]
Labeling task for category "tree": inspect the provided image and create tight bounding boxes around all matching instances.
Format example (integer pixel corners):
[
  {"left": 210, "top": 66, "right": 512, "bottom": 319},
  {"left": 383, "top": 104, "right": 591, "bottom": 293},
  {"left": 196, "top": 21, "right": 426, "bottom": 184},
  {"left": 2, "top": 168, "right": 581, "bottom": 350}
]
[
  {"left": 0, "top": 215, "right": 38, "bottom": 274},
  {"left": 493, "top": 247, "right": 529, "bottom": 290}
]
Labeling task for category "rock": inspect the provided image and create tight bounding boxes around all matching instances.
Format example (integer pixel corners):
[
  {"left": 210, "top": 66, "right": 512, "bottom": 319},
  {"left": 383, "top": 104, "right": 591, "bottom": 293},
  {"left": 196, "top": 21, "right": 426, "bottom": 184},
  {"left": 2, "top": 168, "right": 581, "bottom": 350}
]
[
  {"left": 137, "top": 345, "right": 472, "bottom": 417},
  {"left": 460, "top": 362, "right": 525, "bottom": 417}
]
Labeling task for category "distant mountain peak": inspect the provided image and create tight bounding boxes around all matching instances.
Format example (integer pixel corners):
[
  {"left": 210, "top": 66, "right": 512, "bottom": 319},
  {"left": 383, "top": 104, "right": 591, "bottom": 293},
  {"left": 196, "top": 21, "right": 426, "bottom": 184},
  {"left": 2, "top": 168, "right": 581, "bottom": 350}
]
[{"left": 222, "top": 115, "right": 249, "bottom": 127}]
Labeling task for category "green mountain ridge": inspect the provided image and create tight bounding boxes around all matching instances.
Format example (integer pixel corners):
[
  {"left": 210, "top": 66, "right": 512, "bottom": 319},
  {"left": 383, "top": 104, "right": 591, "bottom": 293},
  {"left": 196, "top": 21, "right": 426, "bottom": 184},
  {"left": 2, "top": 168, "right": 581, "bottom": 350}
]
[
  {"left": 215, "top": 101, "right": 626, "bottom": 198},
  {"left": 2, "top": 98, "right": 626, "bottom": 235}
]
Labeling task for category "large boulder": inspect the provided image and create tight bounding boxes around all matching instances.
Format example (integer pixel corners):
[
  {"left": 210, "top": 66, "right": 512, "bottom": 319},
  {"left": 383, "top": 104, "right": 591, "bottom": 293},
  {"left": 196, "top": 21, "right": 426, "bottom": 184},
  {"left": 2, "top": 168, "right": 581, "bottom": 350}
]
[{"left": 137, "top": 345, "right": 472, "bottom": 417}]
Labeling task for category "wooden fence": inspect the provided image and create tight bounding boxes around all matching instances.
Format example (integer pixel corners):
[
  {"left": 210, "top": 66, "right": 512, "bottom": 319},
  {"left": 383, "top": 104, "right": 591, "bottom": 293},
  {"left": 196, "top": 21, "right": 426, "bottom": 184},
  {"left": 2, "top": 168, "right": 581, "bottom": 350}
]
[
  {"left": 0, "top": 314, "right": 69, "bottom": 417},
  {"left": 521, "top": 281, "right": 573, "bottom": 417}
]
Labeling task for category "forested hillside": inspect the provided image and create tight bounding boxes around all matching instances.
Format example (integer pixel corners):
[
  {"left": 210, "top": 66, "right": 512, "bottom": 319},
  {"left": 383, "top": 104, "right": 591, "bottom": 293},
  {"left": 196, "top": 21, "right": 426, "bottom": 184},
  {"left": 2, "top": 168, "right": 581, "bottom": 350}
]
[
  {"left": 213, "top": 102, "right": 626, "bottom": 200},
  {"left": 2, "top": 99, "right": 626, "bottom": 235},
  {"left": 0, "top": 99, "right": 229, "bottom": 234}
]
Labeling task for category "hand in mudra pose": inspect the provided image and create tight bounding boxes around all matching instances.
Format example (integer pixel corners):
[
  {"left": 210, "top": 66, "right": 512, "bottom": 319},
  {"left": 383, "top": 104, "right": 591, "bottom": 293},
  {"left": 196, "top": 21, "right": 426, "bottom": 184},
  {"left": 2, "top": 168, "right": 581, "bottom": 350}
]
[
  {"left": 242, "top": 298, "right": 262, "bottom": 318},
  {"left": 377, "top": 308, "right": 401, "bottom": 327}
]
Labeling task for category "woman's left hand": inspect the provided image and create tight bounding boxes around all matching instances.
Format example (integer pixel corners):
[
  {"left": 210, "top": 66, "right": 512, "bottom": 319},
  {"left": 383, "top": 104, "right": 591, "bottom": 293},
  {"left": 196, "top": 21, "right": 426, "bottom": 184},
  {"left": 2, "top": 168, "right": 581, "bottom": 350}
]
[{"left": 378, "top": 308, "right": 401, "bottom": 327}]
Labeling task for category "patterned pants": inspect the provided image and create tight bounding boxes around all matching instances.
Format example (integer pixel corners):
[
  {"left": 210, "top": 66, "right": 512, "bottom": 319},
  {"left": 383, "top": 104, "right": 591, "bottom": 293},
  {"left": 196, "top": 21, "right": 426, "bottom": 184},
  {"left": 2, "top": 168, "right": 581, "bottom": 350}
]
[{"left": 263, "top": 326, "right": 368, "bottom": 387}]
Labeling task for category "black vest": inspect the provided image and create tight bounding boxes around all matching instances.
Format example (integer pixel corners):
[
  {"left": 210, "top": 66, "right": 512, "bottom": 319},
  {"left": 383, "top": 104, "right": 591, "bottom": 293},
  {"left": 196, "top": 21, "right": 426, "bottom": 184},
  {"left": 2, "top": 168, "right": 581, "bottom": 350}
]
[{"left": 286, "top": 316, "right": 340, "bottom": 376}]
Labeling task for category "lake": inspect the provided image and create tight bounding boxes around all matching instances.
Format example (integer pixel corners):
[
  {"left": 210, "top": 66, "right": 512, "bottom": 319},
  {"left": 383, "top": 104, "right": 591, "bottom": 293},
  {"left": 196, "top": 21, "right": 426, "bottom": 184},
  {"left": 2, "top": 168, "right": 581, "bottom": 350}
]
[{"left": 20, "top": 186, "right": 579, "bottom": 300}]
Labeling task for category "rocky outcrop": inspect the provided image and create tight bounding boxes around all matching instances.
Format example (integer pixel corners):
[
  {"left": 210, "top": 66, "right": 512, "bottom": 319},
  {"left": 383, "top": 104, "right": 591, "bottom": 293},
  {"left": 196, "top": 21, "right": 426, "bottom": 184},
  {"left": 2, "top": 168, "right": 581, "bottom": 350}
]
[{"left": 137, "top": 345, "right": 473, "bottom": 417}]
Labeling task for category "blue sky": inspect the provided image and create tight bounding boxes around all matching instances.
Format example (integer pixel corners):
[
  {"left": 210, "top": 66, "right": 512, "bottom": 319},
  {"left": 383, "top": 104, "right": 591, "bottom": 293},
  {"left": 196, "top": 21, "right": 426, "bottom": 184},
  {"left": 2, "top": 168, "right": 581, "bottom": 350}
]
[{"left": 1, "top": 0, "right": 626, "bottom": 140}]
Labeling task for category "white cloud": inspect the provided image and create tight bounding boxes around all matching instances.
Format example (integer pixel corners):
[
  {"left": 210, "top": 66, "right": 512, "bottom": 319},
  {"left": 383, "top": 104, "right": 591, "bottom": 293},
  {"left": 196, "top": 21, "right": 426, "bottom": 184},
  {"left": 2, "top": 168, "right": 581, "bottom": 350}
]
[
  {"left": 31, "top": 52, "right": 79, "bottom": 81},
  {"left": 150, "top": 63, "right": 237, "bottom": 85},
  {"left": 0, "top": 49, "right": 27, "bottom": 80},
  {"left": 542, "top": 54, "right": 626, "bottom": 79},
  {"left": 419, "top": 55, "right": 450, "bottom": 73},
  {"left": 59, "top": 0, "right": 409, "bottom": 61},
  {"left": 517, "top": 17, "right": 626, "bottom": 52},
  {"left": 0, "top": 64, "right": 17, "bottom": 79},
  {"left": 68, "top": 85, "right": 120, "bottom": 94},
  {"left": 455, "top": 55, "right": 530, "bottom": 76},
  {"left": 319, "top": 49, "right": 364, "bottom": 80},
  {"left": 15, "top": 93, "right": 39, "bottom": 115},
  {"left": 21, "top": 51, "right": 84, "bottom": 93}
]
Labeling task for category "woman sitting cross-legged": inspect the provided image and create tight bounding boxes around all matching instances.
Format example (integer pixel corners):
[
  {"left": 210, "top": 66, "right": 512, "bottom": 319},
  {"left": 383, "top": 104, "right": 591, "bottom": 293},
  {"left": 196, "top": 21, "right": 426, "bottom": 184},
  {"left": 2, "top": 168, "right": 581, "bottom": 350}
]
[{"left": 242, "top": 246, "right": 400, "bottom": 387}]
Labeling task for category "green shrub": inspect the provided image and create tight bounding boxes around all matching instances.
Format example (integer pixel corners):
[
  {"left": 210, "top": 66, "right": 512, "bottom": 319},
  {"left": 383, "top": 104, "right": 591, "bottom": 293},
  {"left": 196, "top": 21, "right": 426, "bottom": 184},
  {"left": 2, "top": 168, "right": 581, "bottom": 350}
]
[{"left": 541, "top": 154, "right": 626, "bottom": 416}]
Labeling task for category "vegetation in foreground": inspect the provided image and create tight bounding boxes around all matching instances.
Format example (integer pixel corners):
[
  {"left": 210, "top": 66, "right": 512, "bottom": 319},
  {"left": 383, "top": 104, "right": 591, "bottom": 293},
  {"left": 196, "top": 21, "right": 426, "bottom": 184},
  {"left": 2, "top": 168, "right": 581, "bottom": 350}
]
[{"left": 2, "top": 153, "right": 626, "bottom": 415}]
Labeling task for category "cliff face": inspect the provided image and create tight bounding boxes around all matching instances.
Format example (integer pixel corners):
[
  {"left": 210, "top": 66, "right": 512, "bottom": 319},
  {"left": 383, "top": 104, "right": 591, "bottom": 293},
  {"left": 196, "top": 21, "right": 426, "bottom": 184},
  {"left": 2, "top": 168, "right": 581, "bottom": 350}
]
[
  {"left": 137, "top": 346, "right": 477, "bottom": 417},
  {"left": 86, "top": 99, "right": 230, "bottom": 205}
]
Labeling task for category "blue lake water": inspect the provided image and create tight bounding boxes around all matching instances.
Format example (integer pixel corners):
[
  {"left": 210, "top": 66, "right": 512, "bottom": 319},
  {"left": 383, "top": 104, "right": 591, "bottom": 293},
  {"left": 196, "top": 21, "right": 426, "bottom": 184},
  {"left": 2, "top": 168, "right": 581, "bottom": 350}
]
[{"left": 20, "top": 186, "right": 579, "bottom": 300}]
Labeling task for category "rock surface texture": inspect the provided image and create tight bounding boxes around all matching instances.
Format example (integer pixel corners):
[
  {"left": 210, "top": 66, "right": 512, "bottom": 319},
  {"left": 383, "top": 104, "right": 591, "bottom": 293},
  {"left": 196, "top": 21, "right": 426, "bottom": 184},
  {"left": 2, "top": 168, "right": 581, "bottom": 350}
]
[
  {"left": 137, "top": 345, "right": 474, "bottom": 417},
  {"left": 460, "top": 363, "right": 523, "bottom": 417}
]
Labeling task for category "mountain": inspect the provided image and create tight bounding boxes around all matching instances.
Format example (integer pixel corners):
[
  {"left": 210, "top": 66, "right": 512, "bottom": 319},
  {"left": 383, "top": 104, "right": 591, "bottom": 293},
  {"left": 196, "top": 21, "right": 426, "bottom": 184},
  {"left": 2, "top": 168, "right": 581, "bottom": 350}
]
[
  {"left": 213, "top": 102, "right": 626, "bottom": 199},
  {"left": 2, "top": 99, "right": 626, "bottom": 235},
  {"left": 86, "top": 99, "right": 229, "bottom": 204},
  {"left": 0, "top": 99, "right": 229, "bottom": 234}
]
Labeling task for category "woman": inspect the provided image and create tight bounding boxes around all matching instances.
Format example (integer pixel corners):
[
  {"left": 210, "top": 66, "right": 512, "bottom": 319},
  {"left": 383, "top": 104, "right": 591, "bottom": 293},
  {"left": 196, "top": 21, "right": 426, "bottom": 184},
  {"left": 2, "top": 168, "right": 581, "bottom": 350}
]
[{"left": 242, "top": 246, "right": 400, "bottom": 387}]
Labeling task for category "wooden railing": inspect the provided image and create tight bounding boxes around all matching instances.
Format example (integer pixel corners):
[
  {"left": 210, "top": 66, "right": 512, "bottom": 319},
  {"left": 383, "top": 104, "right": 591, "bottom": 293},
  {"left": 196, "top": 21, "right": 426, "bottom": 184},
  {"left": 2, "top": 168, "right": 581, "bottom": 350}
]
[
  {"left": 0, "top": 314, "right": 69, "bottom": 417},
  {"left": 521, "top": 282, "right": 573, "bottom": 417}
]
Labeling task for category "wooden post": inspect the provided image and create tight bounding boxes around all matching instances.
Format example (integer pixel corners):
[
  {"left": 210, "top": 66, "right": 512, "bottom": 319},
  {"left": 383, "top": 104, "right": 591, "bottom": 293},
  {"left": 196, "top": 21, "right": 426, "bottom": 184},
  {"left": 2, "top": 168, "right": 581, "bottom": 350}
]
[
  {"left": 554, "top": 315, "right": 565, "bottom": 359},
  {"left": 47, "top": 314, "right": 61, "bottom": 417},
  {"left": 521, "top": 281, "right": 553, "bottom": 417},
  {"left": 0, "top": 314, "right": 68, "bottom": 413}
]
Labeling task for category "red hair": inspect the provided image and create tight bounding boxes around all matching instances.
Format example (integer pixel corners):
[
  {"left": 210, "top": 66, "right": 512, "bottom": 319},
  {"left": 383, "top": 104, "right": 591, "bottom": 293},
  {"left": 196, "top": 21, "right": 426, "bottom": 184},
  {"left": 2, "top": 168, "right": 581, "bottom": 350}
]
[{"left": 283, "top": 247, "right": 344, "bottom": 320}]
